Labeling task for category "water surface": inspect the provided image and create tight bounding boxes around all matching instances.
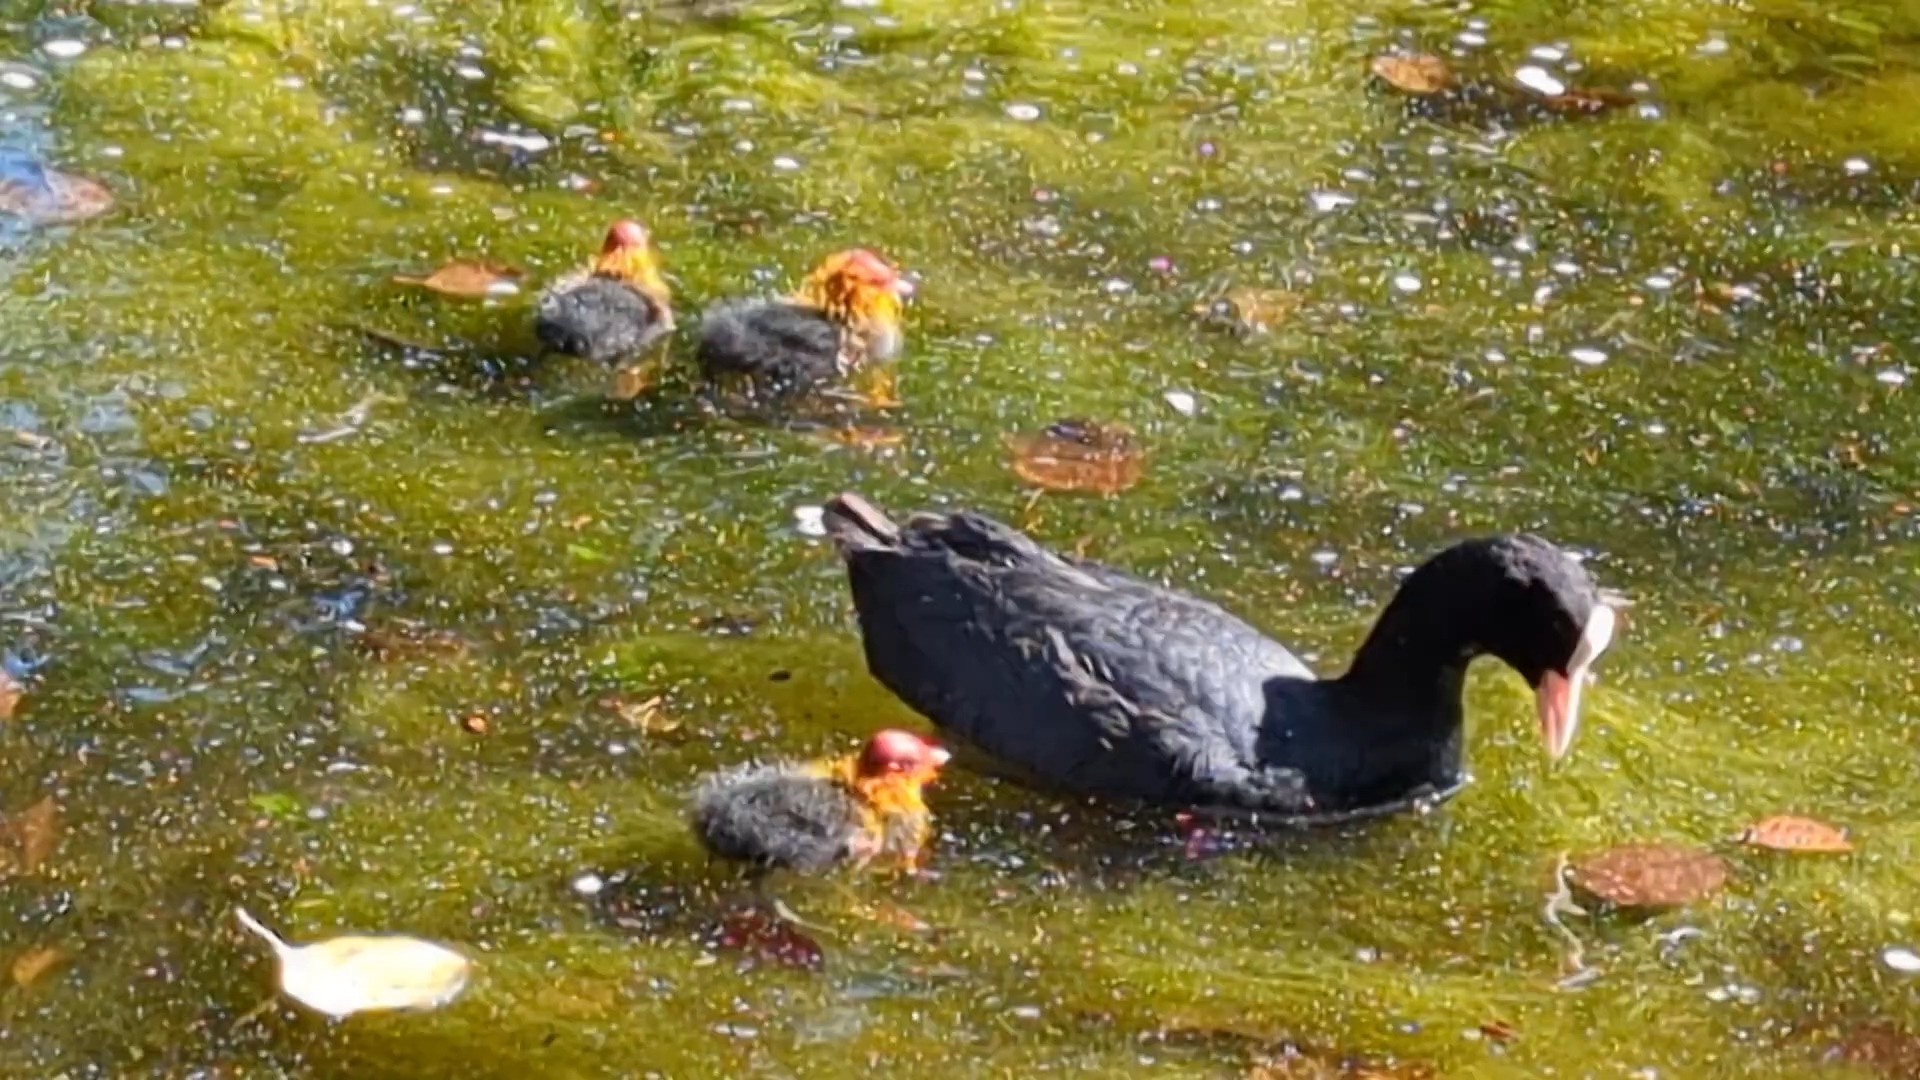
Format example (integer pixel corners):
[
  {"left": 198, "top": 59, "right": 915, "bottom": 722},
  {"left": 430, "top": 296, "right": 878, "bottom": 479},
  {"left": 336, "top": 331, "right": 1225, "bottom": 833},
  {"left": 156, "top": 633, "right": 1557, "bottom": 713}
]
[{"left": 2, "top": 0, "right": 1919, "bottom": 1076}]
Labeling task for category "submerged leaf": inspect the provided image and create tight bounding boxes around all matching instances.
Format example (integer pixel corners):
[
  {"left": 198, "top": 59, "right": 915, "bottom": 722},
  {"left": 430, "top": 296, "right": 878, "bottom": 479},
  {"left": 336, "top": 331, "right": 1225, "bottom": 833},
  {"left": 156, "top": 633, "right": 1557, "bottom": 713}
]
[
  {"left": 1738, "top": 814, "right": 1854, "bottom": 853},
  {"left": 1570, "top": 843, "right": 1730, "bottom": 908},
  {"left": 0, "top": 669, "right": 20, "bottom": 721},
  {"left": 823, "top": 424, "right": 906, "bottom": 449},
  {"left": 1006, "top": 418, "right": 1145, "bottom": 495},
  {"left": 850, "top": 900, "right": 933, "bottom": 933},
  {"left": 0, "top": 796, "right": 60, "bottom": 877},
  {"left": 1194, "top": 286, "right": 1301, "bottom": 335},
  {"left": 0, "top": 154, "right": 114, "bottom": 224},
  {"left": 711, "top": 906, "right": 824, "bottom": 971},
  {"left": 600, "top": 694, "right": 680, "bottom": 734},
  {"left": 1369, "top": 54, "right": 1454, "bottom": 95},
  {"left": 1541, "top": 88, "right": 1637, "bottom": 115},
  {"left": 392, "top": 259, "right": 524, "bottom": 299},
  {"left": 235, "top": 908, "right": 472, "bottom": 1018},
  {"left": 10, "top": 945, "right": 65, "bottom": 987},
  {"left": 248, "top": 792, "right": 301, "bottom": 819}
]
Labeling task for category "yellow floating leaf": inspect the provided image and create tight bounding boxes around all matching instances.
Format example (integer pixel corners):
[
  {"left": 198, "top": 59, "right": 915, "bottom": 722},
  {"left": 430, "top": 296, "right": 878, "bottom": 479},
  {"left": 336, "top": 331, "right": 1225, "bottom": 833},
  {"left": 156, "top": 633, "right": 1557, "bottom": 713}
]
[
  {"left": 235, "top": 908, "right": 472, "bottom": 1018},
  {"left": 392, "top": 258, "right": 524, "bottom": 299}
]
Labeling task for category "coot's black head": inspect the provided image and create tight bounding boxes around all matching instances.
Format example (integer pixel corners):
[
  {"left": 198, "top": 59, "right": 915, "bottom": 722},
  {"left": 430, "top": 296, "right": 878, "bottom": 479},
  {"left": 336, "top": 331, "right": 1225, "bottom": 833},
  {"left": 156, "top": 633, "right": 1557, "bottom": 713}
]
[{"left": 1441, "top": 534, "right": 1619, "bottom": 760}]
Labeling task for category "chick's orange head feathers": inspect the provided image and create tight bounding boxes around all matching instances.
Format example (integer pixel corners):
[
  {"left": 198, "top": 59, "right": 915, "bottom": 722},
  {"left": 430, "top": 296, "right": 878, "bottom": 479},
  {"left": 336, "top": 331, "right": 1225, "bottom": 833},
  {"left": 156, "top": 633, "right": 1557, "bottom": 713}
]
[
  {"left": 797, "top": 247, "right": 911, "bottom": 327},
  {"left": 591, "top": 218, "right": 669, "bottom": 302},
  {"left": 601, "top": 219, "right": 651, "bottom": 254},
  {"left": 857, "top": 729, "right": 950, "bottom": 780}
]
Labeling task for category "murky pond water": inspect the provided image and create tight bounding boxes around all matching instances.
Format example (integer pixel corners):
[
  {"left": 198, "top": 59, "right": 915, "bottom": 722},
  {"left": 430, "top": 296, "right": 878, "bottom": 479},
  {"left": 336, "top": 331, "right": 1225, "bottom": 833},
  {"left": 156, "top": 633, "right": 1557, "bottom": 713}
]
[{"left": 3, "top": 0, "right": 1919, "bottom": 1076}]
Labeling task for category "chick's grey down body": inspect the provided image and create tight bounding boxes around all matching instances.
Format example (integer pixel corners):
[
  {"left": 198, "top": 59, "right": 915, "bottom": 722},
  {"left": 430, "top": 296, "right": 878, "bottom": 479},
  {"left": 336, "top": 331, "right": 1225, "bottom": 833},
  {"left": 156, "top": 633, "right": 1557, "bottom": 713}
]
[
  {"left": 695, "top": 300, "right": 843, "bottom": 394},
  {"left": 689, "top": 764, "right": 866, "bottom": 872},
  {"left": 535, "top": 277, "right": 671, "bottom": 365}
]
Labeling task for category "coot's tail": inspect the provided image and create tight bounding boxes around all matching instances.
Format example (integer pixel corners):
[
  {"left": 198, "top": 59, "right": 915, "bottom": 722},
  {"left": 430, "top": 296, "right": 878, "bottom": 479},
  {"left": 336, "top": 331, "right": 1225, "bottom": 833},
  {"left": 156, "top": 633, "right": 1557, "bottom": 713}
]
[{"left": 823, "top": 493, "right": 901, "bottom": 555}]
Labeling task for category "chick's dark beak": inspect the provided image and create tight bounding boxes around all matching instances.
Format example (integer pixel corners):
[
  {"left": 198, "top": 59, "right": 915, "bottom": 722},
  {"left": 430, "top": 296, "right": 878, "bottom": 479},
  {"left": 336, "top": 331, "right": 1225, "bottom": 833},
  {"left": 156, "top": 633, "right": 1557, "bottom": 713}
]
[{"left": 1536, "top": 604, "right": 1617, "bottom": 760}]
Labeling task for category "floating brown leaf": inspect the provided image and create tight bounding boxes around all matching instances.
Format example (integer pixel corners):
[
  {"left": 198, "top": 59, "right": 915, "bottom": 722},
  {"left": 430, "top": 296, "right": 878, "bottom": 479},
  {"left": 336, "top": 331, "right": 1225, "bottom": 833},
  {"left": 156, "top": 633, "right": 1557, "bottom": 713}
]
[
  {"left": 1570, "top": 843, "right": 1730, "bottom": 908},
  {"left": 1006, "top": 418, "right": 1145, "bottom": 495},
  {"left": 392, "top": 258, "right": 524, "bottom": 299},
  {"left": 1738, "top": 814, "right": 1853, "bottom": 853},
  {"left": 10, "top": 945, "right": 65, "bottom": 987},
  {"left": 1369, "top": 53, "right": 1454, "bottom": 95},
  {"left": 0, "top": 669, "right": 20, "bottom": 721}
]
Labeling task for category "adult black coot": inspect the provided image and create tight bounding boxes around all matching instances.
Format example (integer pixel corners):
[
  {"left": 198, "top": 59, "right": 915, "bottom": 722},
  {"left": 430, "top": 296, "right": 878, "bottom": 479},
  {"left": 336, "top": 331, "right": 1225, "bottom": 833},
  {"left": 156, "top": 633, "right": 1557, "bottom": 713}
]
[
  {"left": 695, "top": 248, "right": 912, "bottom": 405},
  {"left": 820, "top": 493, "right": 1620, "bottom": 819},
  {"left": 534, "top": 219, "right": 675, "bottom": 379}
]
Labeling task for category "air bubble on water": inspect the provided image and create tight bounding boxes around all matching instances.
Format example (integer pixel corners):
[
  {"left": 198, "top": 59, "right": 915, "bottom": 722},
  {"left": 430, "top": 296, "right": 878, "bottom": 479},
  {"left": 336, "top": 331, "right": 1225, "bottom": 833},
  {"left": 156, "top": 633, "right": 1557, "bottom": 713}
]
[
  {"left": 1513, "top": 65, "right": 1566, "bottom": 96},
  {"left": 1883, "top": 946, "right": 1920, "bottom": 973}
]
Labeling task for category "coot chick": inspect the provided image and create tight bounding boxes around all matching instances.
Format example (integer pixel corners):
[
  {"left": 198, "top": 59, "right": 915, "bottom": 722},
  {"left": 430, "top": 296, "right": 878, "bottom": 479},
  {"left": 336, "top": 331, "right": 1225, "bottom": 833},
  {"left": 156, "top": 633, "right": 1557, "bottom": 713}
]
[
  {"left": 690, "top": 728, "right": 951, "bottom": 873},
  {"left": 534, "top": 219, "right": 674, "bottom": 386},
  {"left": 821, "top": 494, "right": 1620, "bottom": 819},
  {"left": 695, "top": 248, "right": 913, "bottom": 405}
]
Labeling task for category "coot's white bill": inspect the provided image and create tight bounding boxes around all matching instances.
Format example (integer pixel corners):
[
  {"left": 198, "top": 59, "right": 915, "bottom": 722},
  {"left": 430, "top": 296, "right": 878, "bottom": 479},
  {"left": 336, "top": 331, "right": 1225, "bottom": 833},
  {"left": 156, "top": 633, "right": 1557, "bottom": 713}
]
[{"left": 1538, "top": 604, "right": 1616, "bottom": 760}]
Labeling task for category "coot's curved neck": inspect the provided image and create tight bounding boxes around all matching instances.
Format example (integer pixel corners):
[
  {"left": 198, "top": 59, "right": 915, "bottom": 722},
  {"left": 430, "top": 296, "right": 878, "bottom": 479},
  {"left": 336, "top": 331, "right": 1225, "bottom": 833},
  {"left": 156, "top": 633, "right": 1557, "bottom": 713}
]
[{"left": 1337, "top": 549, "right": 1499, "bottom": 715}]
